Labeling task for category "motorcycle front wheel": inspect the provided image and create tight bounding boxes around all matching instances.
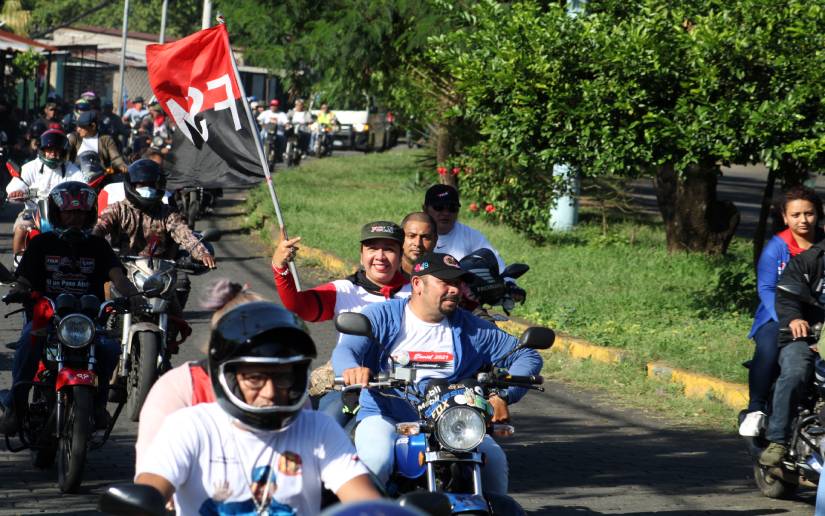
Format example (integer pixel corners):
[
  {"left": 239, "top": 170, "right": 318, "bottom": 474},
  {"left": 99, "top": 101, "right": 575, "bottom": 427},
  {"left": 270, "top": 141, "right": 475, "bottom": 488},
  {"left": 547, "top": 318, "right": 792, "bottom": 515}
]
[
  {"left": 126, "top": 332, "right": 160, "bottom": 422},
  {"left": 752, "top": 462, "right": 798, "bottom": 499},
  {"left": 30, "top": 389, "right": 57, "bottom": 469},
  {"left": 57, "top": 386, "right": 93, "bottom": 493}
]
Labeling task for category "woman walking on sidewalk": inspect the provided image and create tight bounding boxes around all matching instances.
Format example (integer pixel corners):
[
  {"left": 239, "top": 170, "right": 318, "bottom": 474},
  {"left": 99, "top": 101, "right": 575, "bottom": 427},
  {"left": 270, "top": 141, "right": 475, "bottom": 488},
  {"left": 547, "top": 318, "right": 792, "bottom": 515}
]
[{"left": 740, "top": 185, "right": 824, "bottom": 436}]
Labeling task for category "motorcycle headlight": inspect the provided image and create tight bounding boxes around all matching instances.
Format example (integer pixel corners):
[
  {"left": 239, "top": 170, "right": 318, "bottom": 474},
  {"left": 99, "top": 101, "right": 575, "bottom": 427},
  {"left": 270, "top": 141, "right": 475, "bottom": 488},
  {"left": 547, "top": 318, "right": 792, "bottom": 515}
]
[
  {"left": 436, "top": 406, "right": 486, "bottom": 452},
  {"left": 354, "top": 123, "right": 368, "bottom": 133},
  {"left": 57, "top": 314, "right": 95, "bottom": 349}
]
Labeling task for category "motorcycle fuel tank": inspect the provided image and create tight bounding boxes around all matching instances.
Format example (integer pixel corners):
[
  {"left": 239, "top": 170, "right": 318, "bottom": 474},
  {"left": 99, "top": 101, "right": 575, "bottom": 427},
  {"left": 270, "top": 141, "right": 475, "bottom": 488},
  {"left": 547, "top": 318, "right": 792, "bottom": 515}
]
[{"left": 395, "top": 433, "right": 427, "bottom": 479}]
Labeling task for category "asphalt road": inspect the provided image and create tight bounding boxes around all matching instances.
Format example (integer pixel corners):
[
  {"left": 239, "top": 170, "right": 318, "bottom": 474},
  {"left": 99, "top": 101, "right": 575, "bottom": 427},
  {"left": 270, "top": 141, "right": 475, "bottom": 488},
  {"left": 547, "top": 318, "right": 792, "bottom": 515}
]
[{"left": 0, "top": 187, "right": 816, "bottom": 514}]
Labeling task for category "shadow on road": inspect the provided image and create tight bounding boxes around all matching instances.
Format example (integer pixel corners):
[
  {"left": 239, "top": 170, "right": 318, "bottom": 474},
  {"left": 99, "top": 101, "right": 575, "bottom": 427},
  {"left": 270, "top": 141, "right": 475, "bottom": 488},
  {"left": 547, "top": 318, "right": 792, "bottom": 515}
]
[{"left": 537, "top": 508, "right": 791, "bottom": 515}]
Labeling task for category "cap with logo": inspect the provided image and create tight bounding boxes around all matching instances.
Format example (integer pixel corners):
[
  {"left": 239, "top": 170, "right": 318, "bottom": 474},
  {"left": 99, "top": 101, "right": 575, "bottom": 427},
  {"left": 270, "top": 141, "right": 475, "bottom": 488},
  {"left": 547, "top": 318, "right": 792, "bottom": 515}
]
[
  {"left": 360, "top": 221, "right": 404, "bottom": 245},
  {"left": 424, "top": 184, "right": 460, "bottom": 207},
  {"left": 411, "top": 252, "right": 475, "bottom": 282}
]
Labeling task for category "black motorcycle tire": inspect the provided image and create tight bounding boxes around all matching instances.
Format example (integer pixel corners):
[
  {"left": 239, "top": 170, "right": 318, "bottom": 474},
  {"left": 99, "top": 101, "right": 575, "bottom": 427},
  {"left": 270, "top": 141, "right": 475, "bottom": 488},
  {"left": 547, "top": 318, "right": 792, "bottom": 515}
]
[
  {"left": 752, "top": 462, "right": 797, "bottom": 499},
  {"left": 57, "top": 386, "right": 93, "bottom": 493},
  {"left": 30, "top": 390, "right": 58, "bottom": 469},
  {"left": 485, "top": 493, "right": 526, "bottom": 515},
  {"left": 126, "top": 332, "right": 160, "bottom": 422},
  {"left": 285, "top": 142, "right": 295, "bottom": 167}
]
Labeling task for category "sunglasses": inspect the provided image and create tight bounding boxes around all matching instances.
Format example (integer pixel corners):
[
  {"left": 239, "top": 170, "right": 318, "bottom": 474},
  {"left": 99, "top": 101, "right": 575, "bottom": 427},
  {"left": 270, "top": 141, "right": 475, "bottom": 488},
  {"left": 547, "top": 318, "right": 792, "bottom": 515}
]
[
  {"left": 239, "top": 371, "right": 295, "bottom": 390},
  {"left": 430, "top": 204, "right": 459, "bottom": 213}
]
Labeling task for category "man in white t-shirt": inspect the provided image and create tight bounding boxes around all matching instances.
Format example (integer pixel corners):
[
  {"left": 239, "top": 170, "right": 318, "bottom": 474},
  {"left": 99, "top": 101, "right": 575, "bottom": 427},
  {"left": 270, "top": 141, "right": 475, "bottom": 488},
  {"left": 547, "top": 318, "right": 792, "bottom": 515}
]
[
  {"left": 134, "top": 302, "right": 380, "bottom": 514},
  {"left": 258, "top": 100, "right": 289, "bottom": 158},
  {"left": 333, "top": 252, "right": 543, "bottom": 495}
]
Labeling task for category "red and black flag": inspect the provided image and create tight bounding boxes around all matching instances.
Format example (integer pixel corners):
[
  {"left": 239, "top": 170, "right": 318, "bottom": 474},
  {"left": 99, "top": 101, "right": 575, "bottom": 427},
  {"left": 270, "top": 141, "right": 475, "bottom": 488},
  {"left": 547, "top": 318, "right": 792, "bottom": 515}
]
[{"left": 146, "top": 24, "right": 264, "bottom": 187}]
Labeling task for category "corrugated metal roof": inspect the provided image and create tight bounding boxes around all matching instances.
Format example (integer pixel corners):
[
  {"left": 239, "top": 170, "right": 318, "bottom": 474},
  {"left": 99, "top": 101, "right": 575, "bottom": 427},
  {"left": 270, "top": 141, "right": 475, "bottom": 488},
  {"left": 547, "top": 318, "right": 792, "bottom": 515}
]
[{"left": 0, "top": 29, "right": 56, "bottom": 52}]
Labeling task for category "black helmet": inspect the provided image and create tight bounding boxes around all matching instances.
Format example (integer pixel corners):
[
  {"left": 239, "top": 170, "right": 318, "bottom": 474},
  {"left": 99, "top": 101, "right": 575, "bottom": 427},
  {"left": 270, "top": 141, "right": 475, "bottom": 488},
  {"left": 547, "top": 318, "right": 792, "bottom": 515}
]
[
  {"left": 459, "top": 248, "right": 507, "bottom": 306},
  {"left": 124, "top": 159, "right": 165, "bottom": 210},
  {"left": 77, "top": 151, "right": 104, "bottom": 184},
  {"left": 46, "top": 181, "right": 98, "bottom": 243},
  {"left": 208, "top": 302, "right": 317, "bottom": 431},
  {"left": 38, "top": 129, "right": 68, "bottom": 168}
]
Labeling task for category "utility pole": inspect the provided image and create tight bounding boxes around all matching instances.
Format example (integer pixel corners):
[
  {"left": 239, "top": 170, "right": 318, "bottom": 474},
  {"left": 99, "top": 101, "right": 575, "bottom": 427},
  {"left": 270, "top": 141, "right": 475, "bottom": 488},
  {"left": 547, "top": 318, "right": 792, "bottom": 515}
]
[
  {"left": 117, "top": 0, "right": 130, "bottom": 115},
  {"left": 159, "top": 0, "right": 168, "bottom": 43},
  {"left": 202, "top": 0, "right": 212, "bottom": 29}
]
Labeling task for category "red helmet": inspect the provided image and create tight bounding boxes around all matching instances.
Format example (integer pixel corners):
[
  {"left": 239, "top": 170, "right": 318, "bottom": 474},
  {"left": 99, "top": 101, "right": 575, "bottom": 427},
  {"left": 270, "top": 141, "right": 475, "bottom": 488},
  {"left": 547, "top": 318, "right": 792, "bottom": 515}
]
[
  {"left": 46, "top": 181, "right": 98, "bottom": 242},
  {"left": 269, "top": 99, "right": 280, "bottom": 107}
]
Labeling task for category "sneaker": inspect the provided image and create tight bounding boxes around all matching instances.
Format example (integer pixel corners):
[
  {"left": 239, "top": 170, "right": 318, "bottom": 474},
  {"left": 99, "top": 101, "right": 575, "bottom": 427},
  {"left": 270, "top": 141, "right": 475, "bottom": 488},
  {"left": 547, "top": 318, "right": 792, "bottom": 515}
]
[
  {"left": 759, "top": 442, "right": 788, "bottom": 467},
  {"left": 739, "top": 411, "right": 767, "bottom": 437}
]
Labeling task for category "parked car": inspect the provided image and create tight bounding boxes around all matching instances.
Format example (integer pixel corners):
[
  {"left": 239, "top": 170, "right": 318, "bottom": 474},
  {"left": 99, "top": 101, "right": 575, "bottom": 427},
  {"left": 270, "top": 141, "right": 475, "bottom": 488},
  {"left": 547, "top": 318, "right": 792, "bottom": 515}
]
[{"left": 315, "top": 108, "right": 397, "bottom": 152}]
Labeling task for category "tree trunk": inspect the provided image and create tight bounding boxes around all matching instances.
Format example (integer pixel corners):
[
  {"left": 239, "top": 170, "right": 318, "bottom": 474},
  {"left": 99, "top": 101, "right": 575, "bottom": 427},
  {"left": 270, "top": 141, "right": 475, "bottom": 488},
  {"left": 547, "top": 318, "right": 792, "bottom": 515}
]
[
  {"left": 753, "top": 168, "right": 778, "bottom": 268},
  {"left": 434, "top": 119, "right": 457, "bottom": 188},
  {"left": 654, "top": 163, "right": 740, "bottom": 254}
]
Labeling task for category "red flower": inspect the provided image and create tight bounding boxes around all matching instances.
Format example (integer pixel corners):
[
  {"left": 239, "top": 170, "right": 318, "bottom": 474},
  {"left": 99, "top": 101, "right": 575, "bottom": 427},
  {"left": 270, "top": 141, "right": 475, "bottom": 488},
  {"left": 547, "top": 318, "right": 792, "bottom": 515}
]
[
  {"left": 437, "top": 166, "right": 447, "bottom": 176},
  {"left": 485, "top": 204, "right": 495, "bottom": 214},
  {"left": 469, "top": 202, "right": 479, "bottom": 212},
  {"left": 451, "top": 167, "right": 461, "bottom": 176}
]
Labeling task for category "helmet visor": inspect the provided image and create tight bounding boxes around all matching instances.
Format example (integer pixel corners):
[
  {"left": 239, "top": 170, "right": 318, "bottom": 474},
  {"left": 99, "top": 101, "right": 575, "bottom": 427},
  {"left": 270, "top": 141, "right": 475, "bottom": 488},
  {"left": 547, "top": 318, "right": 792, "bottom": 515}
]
[{"left": 217, "top": 356, "right": 311, "bottom": 416}]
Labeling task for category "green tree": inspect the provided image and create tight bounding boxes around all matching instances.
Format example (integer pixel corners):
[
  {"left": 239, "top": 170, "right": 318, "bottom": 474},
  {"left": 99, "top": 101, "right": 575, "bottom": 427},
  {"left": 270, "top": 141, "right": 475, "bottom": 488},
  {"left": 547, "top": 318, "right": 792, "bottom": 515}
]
[{"left": 429, "top": 0, "right": 825, "bottom": 251}]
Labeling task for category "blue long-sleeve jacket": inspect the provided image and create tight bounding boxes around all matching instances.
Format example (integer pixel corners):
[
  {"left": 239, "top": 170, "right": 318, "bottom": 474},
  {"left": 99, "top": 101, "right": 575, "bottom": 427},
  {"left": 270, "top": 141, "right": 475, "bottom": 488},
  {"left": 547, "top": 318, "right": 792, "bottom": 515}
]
[
  {"left": 332, "top": 298, "right": 543, "bottom": 422},
  {"left": 748, "top": 235, "right": 791, "bottom": 339}
]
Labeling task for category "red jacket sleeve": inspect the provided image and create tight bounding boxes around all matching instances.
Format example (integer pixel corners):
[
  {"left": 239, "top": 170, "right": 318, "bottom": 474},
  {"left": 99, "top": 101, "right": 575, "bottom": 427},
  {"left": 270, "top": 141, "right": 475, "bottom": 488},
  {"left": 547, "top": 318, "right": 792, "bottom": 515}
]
[{"left": 273, "top": 265, "right": 338, "bottom": 322}]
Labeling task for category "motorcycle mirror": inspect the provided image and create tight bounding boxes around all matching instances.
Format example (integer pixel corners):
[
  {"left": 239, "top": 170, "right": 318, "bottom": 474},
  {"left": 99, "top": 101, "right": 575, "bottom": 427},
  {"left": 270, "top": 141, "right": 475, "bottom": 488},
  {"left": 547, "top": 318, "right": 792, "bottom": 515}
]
[
  {"left": 142, "top": 275, "right": 166, "bottom": 298},
  {"left": 199, "top": 228, "right": 222, "bottom": 243},
  {"left": 97, "top": 483, "right": 166, "bottom": 516},
  {"left": 398, "top": 492, "right": 452, "bottom": 516},
  {"left": 334, "top": 312, "right": 373, "bottom": 338},
  {"left": 501, "top": 263, "right": 529, "bottom": 280},
  {"left": 517, "top": 326, "right": 555, "bottom": 351},
  {"left": 777, "top": 283, "right": 821, "bottom": 307}
]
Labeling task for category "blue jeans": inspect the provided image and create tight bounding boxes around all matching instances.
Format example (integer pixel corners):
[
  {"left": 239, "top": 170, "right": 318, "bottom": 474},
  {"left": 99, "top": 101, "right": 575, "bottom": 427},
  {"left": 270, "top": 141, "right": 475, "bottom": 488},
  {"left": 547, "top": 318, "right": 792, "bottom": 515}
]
[
  {"left": 766, "top": 340, "right": 815, "bottom": 443},
  {"left": 3, "top": 322, "right": 119, "bottom": 410},
  {"left": 354, "top": 414, "right": 509, "bottom": 495},
  {"left": 748, "top": 320, "right": 781, "bottom": 412}
]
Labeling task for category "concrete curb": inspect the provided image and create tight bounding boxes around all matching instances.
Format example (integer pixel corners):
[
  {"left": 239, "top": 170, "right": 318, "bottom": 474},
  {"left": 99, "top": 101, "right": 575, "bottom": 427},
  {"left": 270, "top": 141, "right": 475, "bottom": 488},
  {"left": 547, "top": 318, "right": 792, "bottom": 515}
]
[{"left": 282, "top": 242, "right": 748, "bottom": 412}]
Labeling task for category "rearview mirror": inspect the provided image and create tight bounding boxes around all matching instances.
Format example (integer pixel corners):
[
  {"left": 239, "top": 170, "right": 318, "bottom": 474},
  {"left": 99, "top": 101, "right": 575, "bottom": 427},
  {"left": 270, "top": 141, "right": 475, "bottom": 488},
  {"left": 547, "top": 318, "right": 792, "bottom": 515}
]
[
  {"left": 501, "top": 263, "right": 529, "bottom": 280},
  {"left": 335, "top": 312, "right": 373, "bottom": 338},
  {"left": 98, "top": 484, "right": 166, "bottom": 516},
  {"left": 518, "top": 326, "right": 555, "bottom": 351},
  {"left": 199, "top": 228, "right": 222, "bottom": 243}
]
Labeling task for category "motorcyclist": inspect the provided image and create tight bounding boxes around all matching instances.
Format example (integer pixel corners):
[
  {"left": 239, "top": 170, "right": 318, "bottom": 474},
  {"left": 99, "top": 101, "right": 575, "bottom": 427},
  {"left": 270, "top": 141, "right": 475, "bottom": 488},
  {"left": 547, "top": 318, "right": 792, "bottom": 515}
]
[
  {"left": 310, "top": 102, "right": 338, "bottom": 153},
  {"left": 61, "top": 98, "right": 92, "bottom": 134},
  {"left": 29, "top": 102, "right": 62, "bottom": 144},
  {"left": 272, "top": 221, "right": 411, "bottom": 423},
  {"left": 423, "top": 184, "right": 524, "bottom": 300},
  {"left": 93, "top": 159, "right": 216, "bottom": 345},
  {"left": 287, "top": 99, "right": 312, "bottom": 156},
  {"left": 6, "top": 129, "right": 85, "bottom": 256},
  {"left": 98, "top": 100, "right": 130, "bottom": 151},
  {"left": 333, "top": 252, "right": 542, "bottom": 494},
  {"left": 400, "top": 212, "right": 438, "bottom": 278},
  {"left": 134, "top": 301, "right": 381, "bottom": 513},
  {"left": 257, "top": 100, "right": 288, "bottom": 160},
  {"left": 67, "top": 111, "right": 129, "bottom": 175},
  {"left": 122, "top": 96, "right": 149, "bottom": 129},
  {"left": 0, "top": 181, "right": 141, "bottom": 433},
  {"left": 759, "top": 233, "right": 825, "bottom": 466}
]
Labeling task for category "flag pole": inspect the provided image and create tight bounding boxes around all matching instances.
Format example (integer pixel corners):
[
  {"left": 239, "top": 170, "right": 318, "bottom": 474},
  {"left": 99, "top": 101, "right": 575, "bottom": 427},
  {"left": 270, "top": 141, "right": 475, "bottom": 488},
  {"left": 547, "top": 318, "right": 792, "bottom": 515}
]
[{"left": 217, "top": 15, "right": 302, "bottom": 290}]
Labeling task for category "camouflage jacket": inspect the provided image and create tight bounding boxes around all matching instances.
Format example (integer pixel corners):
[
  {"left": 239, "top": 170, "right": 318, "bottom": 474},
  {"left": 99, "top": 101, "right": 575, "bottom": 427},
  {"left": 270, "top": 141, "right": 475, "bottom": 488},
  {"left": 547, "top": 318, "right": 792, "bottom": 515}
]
[{"left": 92, "top": 199, "right": 209, "bottom": 260}]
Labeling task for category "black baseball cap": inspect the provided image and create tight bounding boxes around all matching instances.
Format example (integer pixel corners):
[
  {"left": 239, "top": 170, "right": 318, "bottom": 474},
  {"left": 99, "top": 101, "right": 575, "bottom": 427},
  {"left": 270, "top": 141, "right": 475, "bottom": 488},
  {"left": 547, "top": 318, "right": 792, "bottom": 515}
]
[
  {"left": 411, "top": 252, "right": 475, "bottom": 282},
  {"left": 133, "top": 96, "right": 145, "bottom": 103},
  {"left": 76, "top": 110, "right": 97, "bottom": 127},
  {"left": 360, "top": 221, "right": 404, "bottom": 245},
  {"left": 424, "top": 184, "right": 460, "bottom": 207}
]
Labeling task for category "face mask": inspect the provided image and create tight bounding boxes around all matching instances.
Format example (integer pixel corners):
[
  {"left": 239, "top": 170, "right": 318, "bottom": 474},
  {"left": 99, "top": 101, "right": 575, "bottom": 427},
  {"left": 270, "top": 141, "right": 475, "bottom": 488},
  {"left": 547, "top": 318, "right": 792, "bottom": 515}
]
[
  {"left": 41, "top": 155, "right": 61, "bottom": 168},
  {"left": 136, "top": 187, "right": 159, "bottom": 199}
]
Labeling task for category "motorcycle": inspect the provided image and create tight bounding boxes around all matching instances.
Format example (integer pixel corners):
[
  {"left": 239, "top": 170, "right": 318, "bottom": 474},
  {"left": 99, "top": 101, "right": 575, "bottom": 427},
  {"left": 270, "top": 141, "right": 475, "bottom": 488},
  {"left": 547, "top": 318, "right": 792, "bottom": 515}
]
[
  {"left": 741, "top": 283, "right": 825, "bottom": 498},
  {"left": 1, "top": 290, "right": 126, "bottom": 493},
  {"left": 262, "top": 122, "right": 284, "bottom": 168},
  {"left": 174, "top": 187, "right": 221, "bottom": 230},
  {"left": 313, "top": 123, "right": 335, "bottom": 158},
  {"left": 112, "top": 229, "right": 220, "bottom": 421},
  {"left": 283, "top": 123, "right": 303, "bottom": 168},
  {"left": 333, "top": 312, "right": 554, "bottom": 515}
]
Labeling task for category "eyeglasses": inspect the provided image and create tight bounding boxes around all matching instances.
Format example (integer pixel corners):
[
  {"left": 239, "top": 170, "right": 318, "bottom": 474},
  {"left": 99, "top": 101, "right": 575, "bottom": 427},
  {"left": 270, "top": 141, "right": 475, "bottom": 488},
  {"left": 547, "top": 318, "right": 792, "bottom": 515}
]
[
  {"left": 430, "top": 204, "right": 459, "bottom": 213},
  {"left": 239, "top": 371, "right": 295, "bottom": 390}
]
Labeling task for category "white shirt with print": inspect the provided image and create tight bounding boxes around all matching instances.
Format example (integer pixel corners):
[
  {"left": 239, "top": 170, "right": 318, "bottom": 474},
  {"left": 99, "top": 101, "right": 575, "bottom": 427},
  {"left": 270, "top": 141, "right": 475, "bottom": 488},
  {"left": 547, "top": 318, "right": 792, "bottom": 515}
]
[
  {"left": 138, "top": 403, "right": 368, "bottom": 516},
  {"left": 331, "top": 279, "right": 411, "bottom": 344},
  {"left": 389, "top": 304, "right": 455, "bottom": 381}
]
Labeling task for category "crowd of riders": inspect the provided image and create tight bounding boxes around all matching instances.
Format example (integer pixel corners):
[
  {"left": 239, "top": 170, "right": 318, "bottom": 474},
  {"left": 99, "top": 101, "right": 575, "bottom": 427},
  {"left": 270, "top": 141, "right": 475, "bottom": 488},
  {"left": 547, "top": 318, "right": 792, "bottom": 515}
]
[
  {"left": 1, "top": 103, "right": 540, "bottom": 516},
  {"left": 252, "top": 97, "right": 339, "bottom": 164}
]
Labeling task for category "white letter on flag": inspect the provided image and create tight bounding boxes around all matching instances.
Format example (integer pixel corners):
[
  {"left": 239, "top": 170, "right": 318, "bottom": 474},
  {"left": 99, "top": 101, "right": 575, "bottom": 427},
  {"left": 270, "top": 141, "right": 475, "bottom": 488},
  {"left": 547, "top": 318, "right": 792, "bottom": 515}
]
[
  {"left": 207, "top": 74, "right": 242, "bottom": 131},
  {"left": 166, "top": 86, "right": 208, "bottom": 144}
]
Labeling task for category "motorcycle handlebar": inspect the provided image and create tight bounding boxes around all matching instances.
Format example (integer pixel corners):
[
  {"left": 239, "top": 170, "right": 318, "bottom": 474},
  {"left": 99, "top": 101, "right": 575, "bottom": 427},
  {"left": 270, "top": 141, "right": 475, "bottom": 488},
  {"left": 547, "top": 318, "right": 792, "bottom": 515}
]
[{"left": 498, "top": 373, "right": 543, "bottom": 385}]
